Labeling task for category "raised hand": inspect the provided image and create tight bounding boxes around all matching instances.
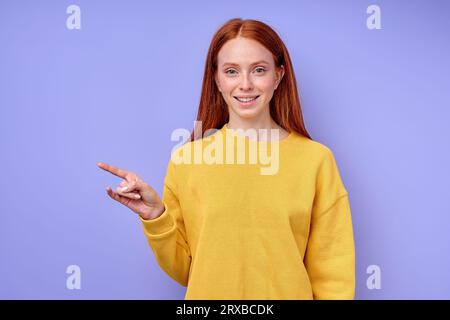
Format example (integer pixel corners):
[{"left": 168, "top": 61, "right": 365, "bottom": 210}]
[{"left": 97, "top": 162, "right": 165, "bottom": 220}]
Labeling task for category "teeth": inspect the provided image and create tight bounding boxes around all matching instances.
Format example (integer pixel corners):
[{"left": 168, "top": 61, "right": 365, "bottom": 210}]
[{"left": 236, "top": 96, "right": 257, "bottom": 102}]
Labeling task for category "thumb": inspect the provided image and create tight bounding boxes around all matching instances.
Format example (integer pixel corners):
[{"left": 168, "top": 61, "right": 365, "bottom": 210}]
[{"left": 121, "top": 178, "right": 147, "bottom": 194}]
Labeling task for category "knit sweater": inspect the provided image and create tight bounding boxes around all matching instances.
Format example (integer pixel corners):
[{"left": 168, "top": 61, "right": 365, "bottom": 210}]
[{"left": 140, "top": 123, "right": 355, "bottom": 300}]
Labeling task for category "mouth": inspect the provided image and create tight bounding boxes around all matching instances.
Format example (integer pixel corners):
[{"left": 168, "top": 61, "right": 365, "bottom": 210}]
[{"left": 233, "top": 95, "right": 260, "bottom": 106}]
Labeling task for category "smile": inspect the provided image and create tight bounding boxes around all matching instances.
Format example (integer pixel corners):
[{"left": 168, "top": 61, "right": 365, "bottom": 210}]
[{"left": 234, "top": 95, "right": 260, "bottom": 105}]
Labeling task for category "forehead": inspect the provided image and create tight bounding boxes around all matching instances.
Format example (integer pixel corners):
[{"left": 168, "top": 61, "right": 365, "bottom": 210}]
[{"left": 217, "top": 37, "right": 274, "bottom": 66}]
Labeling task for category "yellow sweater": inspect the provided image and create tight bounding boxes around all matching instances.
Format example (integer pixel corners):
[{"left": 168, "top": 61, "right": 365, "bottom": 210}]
[{"left": 140, "top": 123, "right": 355, "bottom": 300}]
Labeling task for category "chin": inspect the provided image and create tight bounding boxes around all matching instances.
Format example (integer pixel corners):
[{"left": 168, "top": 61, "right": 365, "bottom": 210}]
[{"left": 230, "top": 106, "right": 264, "bottom": 119}]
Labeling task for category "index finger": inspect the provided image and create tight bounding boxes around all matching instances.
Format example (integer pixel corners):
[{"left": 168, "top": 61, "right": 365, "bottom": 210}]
[{"left": 97, "top": 162, "right": 130, "bottom": 179}]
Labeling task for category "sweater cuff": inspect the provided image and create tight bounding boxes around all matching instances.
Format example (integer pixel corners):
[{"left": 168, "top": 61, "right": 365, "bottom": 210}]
[{"left": 139, "top": 202, "right": 176, "bottom": 238}]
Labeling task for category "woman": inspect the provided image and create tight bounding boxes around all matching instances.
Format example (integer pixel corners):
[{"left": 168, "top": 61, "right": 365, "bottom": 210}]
[{"left": 97, "top": 18, "right": 355, "bottom": 300}]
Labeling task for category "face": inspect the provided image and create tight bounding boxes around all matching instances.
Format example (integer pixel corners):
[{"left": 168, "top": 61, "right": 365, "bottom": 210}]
[{"left": 215, "top": 36, "right": 284, "bottom": 121}]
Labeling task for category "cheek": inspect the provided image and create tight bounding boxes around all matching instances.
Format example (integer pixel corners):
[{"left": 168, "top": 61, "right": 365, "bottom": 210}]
[
  {"left": 255, "top": 77, "right": 276, "bottom": 94},
  {"left": 217, "top": 76, "right": 235, "bottom": 93}
]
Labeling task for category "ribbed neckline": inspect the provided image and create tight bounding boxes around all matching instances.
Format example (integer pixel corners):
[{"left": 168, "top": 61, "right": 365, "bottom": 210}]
[{"left": 221, "top": 123, "right": 294, "bottom": 144}]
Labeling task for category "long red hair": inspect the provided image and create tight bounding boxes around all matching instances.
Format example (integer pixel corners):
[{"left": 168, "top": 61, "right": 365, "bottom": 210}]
[{"left": 189, "top": 18, "right": 312, "bottom": 141}]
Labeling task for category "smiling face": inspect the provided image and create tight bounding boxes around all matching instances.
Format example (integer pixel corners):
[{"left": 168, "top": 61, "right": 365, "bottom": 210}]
[{"left": 215, "top": 36, "right": 284, "bottom": 123}]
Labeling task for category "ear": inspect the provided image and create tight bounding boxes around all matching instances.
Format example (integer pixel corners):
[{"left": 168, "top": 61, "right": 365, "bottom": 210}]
[{"left": 274, "top": 65, "right": 285, "bottom": 90}]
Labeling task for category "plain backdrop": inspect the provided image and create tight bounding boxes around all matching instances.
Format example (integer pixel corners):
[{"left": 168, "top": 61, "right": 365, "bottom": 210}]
[{"left": 1, "top": 0, "right": 449, "bottom": 299}]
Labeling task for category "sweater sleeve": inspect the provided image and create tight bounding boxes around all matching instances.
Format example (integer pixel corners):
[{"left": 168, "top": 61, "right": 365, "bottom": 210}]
[
  {"left": 304, "top": 147, "right": 355, "bottom": 299},
  {"left": 139, "top": 158, "right": 191, "bottom": 287}
]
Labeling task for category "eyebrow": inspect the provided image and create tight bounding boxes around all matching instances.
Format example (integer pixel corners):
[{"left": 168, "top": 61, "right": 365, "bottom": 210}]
[{"left": 221, "top": 60, "right": 270, "bottom": 68}]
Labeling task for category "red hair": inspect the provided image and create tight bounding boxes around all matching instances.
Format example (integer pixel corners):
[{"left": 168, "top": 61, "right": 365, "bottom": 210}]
[{"left": 190, "top": 18, "right": 312, "bottom": 141}]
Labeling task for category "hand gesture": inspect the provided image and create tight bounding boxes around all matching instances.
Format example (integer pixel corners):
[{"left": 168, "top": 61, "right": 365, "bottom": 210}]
[{"left": 97, "top": 162, "right": 165, "bottom": 220}]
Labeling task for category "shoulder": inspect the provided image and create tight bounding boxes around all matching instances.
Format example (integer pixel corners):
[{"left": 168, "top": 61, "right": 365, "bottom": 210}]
[
  {"left": 288, "top": 132, "right": 336, "bottom": 163},
  {"left": 290, "top": 135, "right": 348, "bottom": 196}
]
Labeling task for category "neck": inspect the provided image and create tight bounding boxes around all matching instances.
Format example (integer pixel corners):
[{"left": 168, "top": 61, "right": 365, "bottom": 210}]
[
  {"left": 226, "top": 108, "right": 284, "bottom": 141},
  {"left": 227, "top": 111, "right": 279, "bottom": 132}
]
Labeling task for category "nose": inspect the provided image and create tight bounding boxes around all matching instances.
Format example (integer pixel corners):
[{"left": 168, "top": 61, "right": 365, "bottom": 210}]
[{"left": 239, "top": 73, "right": 254, "bottom": 91}]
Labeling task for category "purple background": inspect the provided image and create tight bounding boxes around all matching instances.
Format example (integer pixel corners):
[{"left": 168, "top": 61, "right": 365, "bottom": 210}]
[{"left": 1, "top": 0, "right": 449, "bottom": 299}]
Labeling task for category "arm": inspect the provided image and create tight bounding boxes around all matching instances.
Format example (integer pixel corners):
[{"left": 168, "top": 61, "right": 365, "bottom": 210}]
[
  {"left": 139, "top": 160, "right": 191, "bottom": 287},
  {"left": 304, "top": 147, "right": 355, "bottom": 299}
]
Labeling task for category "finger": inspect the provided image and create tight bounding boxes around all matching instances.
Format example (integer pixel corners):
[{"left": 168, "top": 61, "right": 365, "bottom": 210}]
[
  {"left": 115, "top": 185, "right": 141, "bottom": 199},
  {"left": 106, "top": 187, "right": 132, "bottom": 206},
  {"left": 117, "top": 180, "right": 132, "bottom": 193},
  {"left": 119, "top": 179, "right": 141, "bottom": 193},
  {"left": 106, "top": 186, "right": 140, "bottom": 204},
  {"left": 123, "top": 192, "right": 141, "bottom": 199},
  {"left": 119, "top": 180, "right": 128, "bottom": 187},
  {"left": 97, "top": 162, "right": 129, "bottom": 179}
]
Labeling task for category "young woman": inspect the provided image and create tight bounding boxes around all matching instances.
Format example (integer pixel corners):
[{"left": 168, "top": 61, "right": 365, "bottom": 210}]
[{"left": 97, "top": 18, "right": 355, "bottom": 300}]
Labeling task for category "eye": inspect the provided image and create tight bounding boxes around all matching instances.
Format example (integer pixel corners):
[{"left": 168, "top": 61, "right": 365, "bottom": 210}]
[
  {"left": 225, "top": 69, "right": 238, "bottom": 75},
  {"left": 254, "top": 67, "right": 266, "bottom": 74}
]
